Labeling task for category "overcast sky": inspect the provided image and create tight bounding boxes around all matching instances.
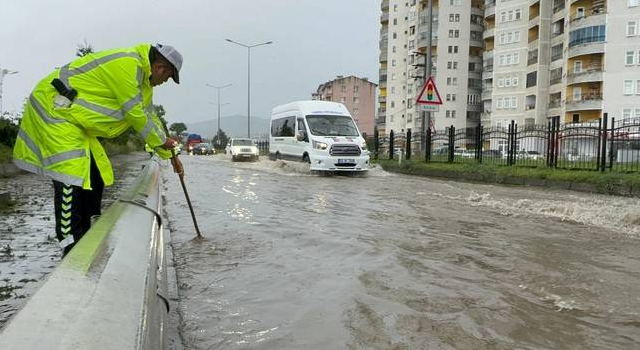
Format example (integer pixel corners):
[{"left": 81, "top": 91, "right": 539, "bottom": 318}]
[{"left": 0, "top": 0, "right": 380, "bottom": 125}]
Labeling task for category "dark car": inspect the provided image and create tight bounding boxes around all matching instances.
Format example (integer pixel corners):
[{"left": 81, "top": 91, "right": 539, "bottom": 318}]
[{"left": 192, "top": 143, "right": 215, "bottom": 155}]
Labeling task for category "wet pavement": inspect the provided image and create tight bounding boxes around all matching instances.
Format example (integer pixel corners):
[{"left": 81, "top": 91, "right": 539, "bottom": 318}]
[
  {"left": 0, "top": 152, "right": 149, "bottom": 328},
  {"left": 163, "top": 155, "right": 640, "bottom": 350}
]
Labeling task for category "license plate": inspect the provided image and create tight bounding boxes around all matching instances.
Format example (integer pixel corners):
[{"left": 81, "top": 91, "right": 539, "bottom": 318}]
[{"left": 338, "top": 159, "right": 354, "bottom": 164}]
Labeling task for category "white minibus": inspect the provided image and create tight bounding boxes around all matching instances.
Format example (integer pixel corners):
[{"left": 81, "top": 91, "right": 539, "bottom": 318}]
[{"left": 269, "top": 101, "right": 369, "bottom": 171}]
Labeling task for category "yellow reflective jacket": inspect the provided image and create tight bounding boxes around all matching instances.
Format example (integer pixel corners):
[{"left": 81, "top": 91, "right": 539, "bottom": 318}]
[{"left": 13, "top": 43, "right": 172, "bottom": 189}]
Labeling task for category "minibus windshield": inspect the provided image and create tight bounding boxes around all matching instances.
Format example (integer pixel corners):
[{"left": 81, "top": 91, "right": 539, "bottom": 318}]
[{"left": 305, "top": 115, "right": 359, "bottom": 136}]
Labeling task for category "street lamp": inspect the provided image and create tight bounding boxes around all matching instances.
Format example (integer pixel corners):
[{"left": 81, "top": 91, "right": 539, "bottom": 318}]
[
  {"left": 0, "top": 68, "right": 18, "bottom": 116},
  {"left": 225, "top": 38, "right": 273, "bottom": 138},
  {"left": 206, "top": 83, "right": 232, "bottom": 135}
]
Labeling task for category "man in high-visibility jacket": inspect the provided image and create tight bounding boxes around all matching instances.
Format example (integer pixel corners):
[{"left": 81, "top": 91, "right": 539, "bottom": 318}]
[{"left": 13, "top": 43, "right": 184, "bottom": 255}]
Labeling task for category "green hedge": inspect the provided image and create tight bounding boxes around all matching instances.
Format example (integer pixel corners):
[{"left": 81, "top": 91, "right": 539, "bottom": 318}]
[{"left": 378, "top": 159, "right": 640, "bottom": 196}]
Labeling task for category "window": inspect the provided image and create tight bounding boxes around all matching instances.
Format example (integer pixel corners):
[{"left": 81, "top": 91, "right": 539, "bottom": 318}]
[
  {"left": 271, "top": 116, "right": 296, "bottom": 137},
  {"left": 505, "top": 77, "right": 511, "bottom": 87},
  {"left": 573, "top": 114, "right": 580, "bottom": 123},
  {"left": 627, "top": 22, "right": 637, "bottom": 36},
  {"left": 455, "top": 14, "right": 460, "bottom": 22},
  {"left": 551, "top": 44, "right": 563, "bottom": 61},
  {"left": 341, "top": 85, "right": 346, "bottom": 92},
  {"left": 626, "top": 51, "right": 635, "bottom": 65},
  {"left": 353, "top": 97, "right": 359, "bottom": 104},
  {"left": 514, "top": 31, "right": 520, "bottom": 42},
  {"left": 392, "top": 45, "right": 396, "bottom": 53},
  {"left": 391, "top": 87, "right": 395, "bottom": 94},
  {"left": 447, "top": 61, "right": 452, "bottom": 69},
  {"left": 513, "top": 76, "right": 519, "bottom": 86},
  {"left": 623, "top": 109, "right": 632, "bottom": 119},
  {"left": 515, "top": 9, "right": 521, "bottom": 20},
  {"left": 454, "top": 46, "right": 459, "bottom": 53},
  {"left": 500, "top": 12, "right": 506, "bottom": 22},
  {"left": 393, "top": 32, "right": 397, "bottom": 39},
  {"left": 630, "top": 0, "right": 639, "bottom": 7},
  {"left": 637, "top": 80, "right": 640, "bottom": 95},
  {"left": 508, "top": 10, "right": 513, "bottom": 21},
  {"left": 500, "top": 33, "right": 506, "bottom": 44},
  {"left": 446, "top": 94, "right": 452, "bottom": 101},
  {"left": 454, "top": 30, "right": 459, "bottom": 38},
  {"left": 574, "top": 61, "right": 583, "bottom": 72},
  {"left": 497, "top": 98, "right": 504, "bottom": 108},
  {"left": 448, "top": 45, "right": 453, "bottom": 53},
  {"left": 449, "top": 30, "right": 454, "bottom": 38},
  {"left": 624, "top": 80, "right": 634, "bottom": 94},
  {"left": 511, "top": 97, "right": 517, "bottom": 108},
  {"left": 636, "top": 109, "right": 640, "bottom": 118},
  {"left": 453, "top": 62, "right": 458, "bottom": 69},
  {"left": 569, "top": 25, "right": 606, "bottom": 47},
  {"left": 392, "top": 59, "right": 396, "bottom": 67},
  {"left": 498, "top": 78, "right": 504, "bottom": 87},
  {"left": 354, "top": 85, "right": 359, "bottom": 93},
  {"left": 340, "top": 96, "right": 346, "bottom": 103},
  {"left": 449, "top": 14, "right": 455, "bottom": 22},
  {"left": 393, "top": 18, "right": 398, "bottom": 25}
]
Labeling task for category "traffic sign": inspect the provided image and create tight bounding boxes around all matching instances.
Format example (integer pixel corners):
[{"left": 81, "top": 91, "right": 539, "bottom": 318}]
[{"left": 416, "top": 76, "right": 443, "bottom": 105}]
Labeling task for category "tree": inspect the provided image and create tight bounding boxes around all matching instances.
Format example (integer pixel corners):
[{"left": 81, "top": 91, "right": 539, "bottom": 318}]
[
  {"left": 169, "top": 122, "right": 187, "bottom": 136},
  {"left": 212, "top": 129, "right": 229, "bottom": 149},
  {"left": 76, "top": 39, "right": 94, "bottom": 57}
]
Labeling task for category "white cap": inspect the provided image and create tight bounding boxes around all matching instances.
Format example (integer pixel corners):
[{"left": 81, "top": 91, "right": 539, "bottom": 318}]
[{"left": 155, "top": 44, "right": 183, "bottom": 84}]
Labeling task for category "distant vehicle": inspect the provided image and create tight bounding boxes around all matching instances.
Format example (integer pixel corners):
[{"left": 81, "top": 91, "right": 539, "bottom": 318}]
[
  {"left": 461, "top": 149, "right": 475, "bottom": 158},
  {"left": 483, "top": 149, "right": 502, "bottom": 158},
  {"left": 186, "top": 134, "right": 202, "bottom": 154},
  {"left": 269, "top": 101, "right": 369, "bottom": 171},
  {"left": 518, "top": 150, "right": 543, "bottom": 160},
  {"left": 192, "top": 142, "right": 215, "bottom": 155},
  {"left": 226, "top": 138, "right": 259, "bottom": 161}
]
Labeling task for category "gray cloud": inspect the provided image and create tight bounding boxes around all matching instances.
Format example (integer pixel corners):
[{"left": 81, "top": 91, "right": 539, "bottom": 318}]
[{"left": 0, "top": 0, "right": 379, "bottom": 125}]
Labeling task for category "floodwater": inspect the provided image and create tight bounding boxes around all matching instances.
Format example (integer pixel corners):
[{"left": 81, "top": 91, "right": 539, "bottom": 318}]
[
  {"left": 0, "top": 153, "right": 149, "bottom": 328},
  {"left": 163, "top": 155, "right": 640, "bottom": 350}
]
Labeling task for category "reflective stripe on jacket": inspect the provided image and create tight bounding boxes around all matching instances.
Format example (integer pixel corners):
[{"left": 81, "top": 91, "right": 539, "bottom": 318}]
[{"left": 13, "top": 43, "right": 172, "bottom": 189}]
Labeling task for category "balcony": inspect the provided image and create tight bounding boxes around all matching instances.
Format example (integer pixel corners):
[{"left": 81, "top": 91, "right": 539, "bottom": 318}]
[
  {"left": 381, "top": 13, "right": 389, "bottom": 23},
  {"left": 382, "top": 0, "right": 389, "bottom": 10},
  {"left": 483, "top": 28, "right": 495, "bottom": 39},
  {"left": 481, "top": 88, "right": 493, "bottom": 100},
  {"left": 548, "top": 100, "right": 563, "bottom": 109},
  {"left": 569, "top": 12, "right": 606, "bottom": 30},
  {"left": 568, "top": 41, "right": 605, "bottom": 58},
  {"left": 417, "top": 33, "right": 438, "bottom": 48},
  {"left": 379, "top": 52, "right": 388, "bottom": 62},
  {"left": 565, "top": 94, "right": 603, "bottom": 112},
  {"left": 485, "top": 1, "right": 495, "bottom": 18},
  {"left": 566, "top": 65, "right": 604, "bottom": 85},
  {"left": 379, "top": 95, "right": 387, "bottom": 103}
]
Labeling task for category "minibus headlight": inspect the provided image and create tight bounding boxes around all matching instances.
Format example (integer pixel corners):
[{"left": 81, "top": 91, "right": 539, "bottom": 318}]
[
  {"left": 313, "top": 140, "right": 328, "bottom": 150},
  {"left": 361, "top": 142, "right": 367, "bottom": 150}
]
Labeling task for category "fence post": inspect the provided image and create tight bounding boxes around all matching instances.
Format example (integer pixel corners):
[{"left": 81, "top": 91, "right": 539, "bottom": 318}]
[
  {"left": 373, "top": 129, "right": 379, "bottom": 160},
  {"left": 389, "top": 129, "right": 395, "bottom": 160},
  {"left": 448, "top": 125, "right": 455, "bottom": 163},
  {"left": 546, "top": 118, "right": 553, "bottom": 167},
  {"left": 406, "top": 129, "right": 412, "bottom": 160},
  {"left": 507, "top": 121, "right": 513, "bottom": 166},
  {"left": 425, "top": 128, "right": 431, "bottom": 162},
  {"left": 601, "top": 113, "right": 608, "bottom": 172},
  {"left": 554, "top": 116, "right": 560, "bottom": 167},
  {"left": 478, "top": 124, "right": 484, "bottom": 164},
  {"left": 512, "top": 121, "right": 518, "bottom": 166},
  {"left": 609, "top": 117, "right": 615, "bottom": 170}
]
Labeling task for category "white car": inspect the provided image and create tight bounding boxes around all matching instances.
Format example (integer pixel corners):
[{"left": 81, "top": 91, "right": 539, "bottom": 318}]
[{"left": 226, "top": 138, "right": 259, "bottom": 161}]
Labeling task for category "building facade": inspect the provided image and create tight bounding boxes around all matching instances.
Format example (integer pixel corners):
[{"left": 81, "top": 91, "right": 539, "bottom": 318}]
[
  {"left": 378, "top": 0, "right": 484, "bottom": 137},
  {"left": 379, "top": 0, "right": 640, "bottom": 135},
  {"left": 312, "top": 75, "right": 377, "bottom": 136}
]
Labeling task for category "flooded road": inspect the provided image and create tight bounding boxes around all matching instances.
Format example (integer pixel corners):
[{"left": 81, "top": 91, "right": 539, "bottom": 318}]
[
  {"left": 163, "top": 155, "right": 640, "bottom": 350},
  {"left": 0, "top": 153, "right": 149, "bottom": 328}
]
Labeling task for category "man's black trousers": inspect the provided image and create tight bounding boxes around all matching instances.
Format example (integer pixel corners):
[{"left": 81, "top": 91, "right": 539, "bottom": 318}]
[{"left": 53, "top": 155, "right": 104, "bottom": 255}]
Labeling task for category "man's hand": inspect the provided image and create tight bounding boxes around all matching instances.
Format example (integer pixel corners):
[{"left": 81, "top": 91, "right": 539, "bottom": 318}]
[
  {"left": 171, "top": 156, "right": 184, "bottom": 176},
  {"left": 163, "top": 137, "right": 179, "bottom": 150}
]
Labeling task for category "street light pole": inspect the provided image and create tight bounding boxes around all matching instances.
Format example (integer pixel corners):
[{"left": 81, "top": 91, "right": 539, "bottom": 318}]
[
  {"left": 225, "top": 39, "right": 273, "bottom": 138},
  {"left": 206, "top": 83, "right": 232, "bottom": 135},
  {"left": 0, "top": 68, "right": 18, "bottom": 116}
]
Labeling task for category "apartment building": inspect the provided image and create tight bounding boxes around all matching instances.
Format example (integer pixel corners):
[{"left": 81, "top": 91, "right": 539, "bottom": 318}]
[
  {"left": 379, "top": 0, "right": 640, "bottom": 134},
  {"left": 378, "top": 0, "right": 484, "bottom": 136},
  {"left": 483, "top": 0, "right": 640, "bottom": 126},
  {"left": 312, "top": 75, "right": 377, "bottom": 136}
]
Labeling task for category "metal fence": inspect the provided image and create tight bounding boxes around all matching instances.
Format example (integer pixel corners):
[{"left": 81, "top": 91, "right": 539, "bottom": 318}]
[{"left": 373, "top": 114, "right": 640, "bottom": 172}]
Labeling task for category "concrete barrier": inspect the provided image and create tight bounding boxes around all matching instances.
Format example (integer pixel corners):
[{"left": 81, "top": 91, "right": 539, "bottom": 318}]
[{"left": 0, "top": 159, "right": 170, "bottom": 349}]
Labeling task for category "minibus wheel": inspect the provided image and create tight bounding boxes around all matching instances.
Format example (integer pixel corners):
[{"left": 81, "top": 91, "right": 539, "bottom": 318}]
[{"left": 302, "top": 154, "right": 310, "bottom": 163}]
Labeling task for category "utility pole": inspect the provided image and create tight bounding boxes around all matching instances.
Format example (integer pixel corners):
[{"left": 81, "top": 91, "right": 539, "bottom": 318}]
[
  {"left": 420, "top": 0, "right": 433, "bottom": 155},
  {"left": 0, "top": 68, "right": 18, "bottom": 116},
  {"left": 206, "top": 83, "right": 232, "bottom": 136}
]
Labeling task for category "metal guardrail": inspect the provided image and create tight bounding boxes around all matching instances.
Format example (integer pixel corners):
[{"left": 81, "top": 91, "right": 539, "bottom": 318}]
[{"left": 0, "top": 159, "right": 169, "bottom": 350}]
